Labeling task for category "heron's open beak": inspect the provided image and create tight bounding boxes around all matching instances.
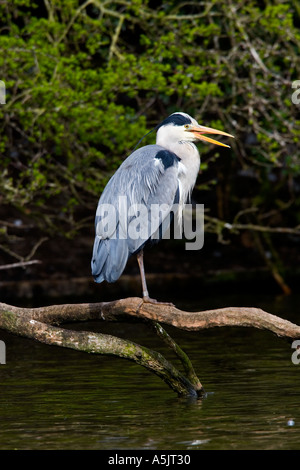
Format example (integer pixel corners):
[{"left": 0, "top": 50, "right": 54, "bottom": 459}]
[{"left": 187, "top": 124, "right": 234, "bottom": 148}]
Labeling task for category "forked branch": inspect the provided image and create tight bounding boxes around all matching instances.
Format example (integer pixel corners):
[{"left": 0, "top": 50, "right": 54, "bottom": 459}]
[{"left": 0, "top": 297, "right": 299, "bottom": 398}]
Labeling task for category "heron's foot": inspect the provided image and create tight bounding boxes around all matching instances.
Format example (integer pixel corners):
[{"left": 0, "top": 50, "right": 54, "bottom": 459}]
[
  {"left": 136, "top": 296, "right": 174, "bottom": 314},
  {"left": 143, "top": 296, "right": 174, "bottom": 307}
]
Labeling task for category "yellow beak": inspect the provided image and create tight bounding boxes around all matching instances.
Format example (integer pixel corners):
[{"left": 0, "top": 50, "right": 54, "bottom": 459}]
[{"left": 187, "top": 124, "right": 234, "bottom": 148}]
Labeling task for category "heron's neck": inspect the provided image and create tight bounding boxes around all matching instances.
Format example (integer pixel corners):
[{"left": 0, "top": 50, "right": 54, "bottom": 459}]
[
  {"left": 158, "top": 139, "right": 201, "bottom": 202},
  {"left": 158, "top": 140, "right": 200, "bottom": 172}
]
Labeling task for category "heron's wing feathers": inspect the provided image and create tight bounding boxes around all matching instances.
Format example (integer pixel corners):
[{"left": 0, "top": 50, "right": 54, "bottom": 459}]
[
  {"left": 92, "top": 145, "right": 181, "bottom": 283},
  {"left": 127, "top": 151, "right": 180, "bottom": 254}
]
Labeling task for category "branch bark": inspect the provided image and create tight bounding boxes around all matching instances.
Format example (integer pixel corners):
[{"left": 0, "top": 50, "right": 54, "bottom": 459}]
[
  {"left": 0, "top": 297, "right": 299, "bottom": 339},
  {"left": 0, "top": 306, "right": 200, "bottom": 397},
  {"left": 0, "top": 297, "right": 299, "bottom": 398},
  {"left": 99, "top": 298, "right": 300, "bottom": 339}
]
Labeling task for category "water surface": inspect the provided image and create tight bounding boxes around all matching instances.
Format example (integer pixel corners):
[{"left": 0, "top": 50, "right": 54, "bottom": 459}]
[{"left": 0, "top": 293, "right": 299, "bottom": 450}]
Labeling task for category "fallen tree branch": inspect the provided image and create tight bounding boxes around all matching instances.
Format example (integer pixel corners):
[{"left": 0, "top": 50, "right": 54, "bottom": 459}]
[
  {"left": 0, "top": 306, "right": 200, "bottom": 398},
  {"left": 0, "top": 297, "right": 299, "bottom": 339},
  {"left": 99, "top": 298, "right": 300, "bottom": 339},
  {"left": 0, "top": 297, "right": 299, "bottom": 398},
  {"left": 151, "top": 320, "right": 203, "bottom": 392}
]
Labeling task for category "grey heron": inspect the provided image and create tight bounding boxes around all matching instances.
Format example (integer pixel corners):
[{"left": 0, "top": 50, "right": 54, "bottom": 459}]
[{"left": 91, "top": 112, "right": 233, "bottom": 303}]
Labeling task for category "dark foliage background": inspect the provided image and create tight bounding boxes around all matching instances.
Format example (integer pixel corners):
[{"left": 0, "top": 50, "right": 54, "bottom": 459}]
[{"left": 0, "top": 0, "right": 300, "bottom": 297}]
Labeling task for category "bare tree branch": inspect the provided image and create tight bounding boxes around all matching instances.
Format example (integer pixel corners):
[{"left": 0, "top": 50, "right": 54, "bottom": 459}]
[
  {"left": 0, "top": 260, "right": 41, "bottom": 271},
  {"left": 1, "top": 297, "right": 299, "bottom": 338},
  {"left": 0, "top": 301, "right": 204, "bottom": 398},
  {"left": 0, "top": 297, "right": 299, "bottom": 398}
]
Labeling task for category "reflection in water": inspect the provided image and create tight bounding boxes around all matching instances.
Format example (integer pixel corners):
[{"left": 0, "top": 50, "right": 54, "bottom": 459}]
[{"left": 0, "top": 293, "right": 299, "bottom": 450}]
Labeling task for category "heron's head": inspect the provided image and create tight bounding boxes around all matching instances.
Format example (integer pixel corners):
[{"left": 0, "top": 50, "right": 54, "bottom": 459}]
[{"left": 156, "top": 112, "right": 234, "bottom": 148}]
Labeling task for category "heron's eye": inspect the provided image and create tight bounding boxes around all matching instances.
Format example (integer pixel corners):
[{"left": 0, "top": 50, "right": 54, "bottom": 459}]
[{"left": 184, "top": 124, "right": 189, "bottom": 129}]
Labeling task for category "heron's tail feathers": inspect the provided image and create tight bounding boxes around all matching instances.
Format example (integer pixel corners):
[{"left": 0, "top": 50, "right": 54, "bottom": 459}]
[{"left": 91, "top": 236, "right": 129, "bottom": 283}]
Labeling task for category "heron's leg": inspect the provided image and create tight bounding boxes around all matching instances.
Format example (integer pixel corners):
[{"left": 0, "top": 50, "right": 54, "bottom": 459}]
[
  {"left": 136, "top": 249, "right": 150, "bottom": 299},
  {"left": 136, "top": 250, "right": 174, "bottom": 306}
]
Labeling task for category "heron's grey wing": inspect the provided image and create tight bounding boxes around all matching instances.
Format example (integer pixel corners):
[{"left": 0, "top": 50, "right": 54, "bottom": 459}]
[
  {"left": 126, "top": 150, "right": 181, "bottom": 254},
  {"left": 91, "top": 145, "right": 180, "bottom": 283}
]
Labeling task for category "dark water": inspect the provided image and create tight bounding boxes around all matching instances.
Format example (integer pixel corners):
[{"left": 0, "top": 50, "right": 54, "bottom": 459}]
[{"left": 0, "top": 293, "right": 299, "bottom": 450}]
